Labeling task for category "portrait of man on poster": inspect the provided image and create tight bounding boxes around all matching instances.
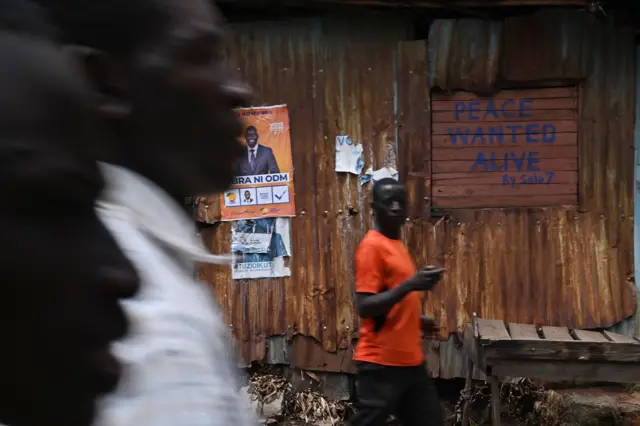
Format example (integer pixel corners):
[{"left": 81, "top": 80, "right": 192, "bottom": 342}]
[{"left": 236, "top": 126, "right": 280, "bottom": 176}]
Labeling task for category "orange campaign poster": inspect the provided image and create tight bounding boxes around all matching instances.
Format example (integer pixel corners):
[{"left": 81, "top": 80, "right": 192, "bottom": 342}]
[{"left": 220, "top": 105, "right": 296, "bottom": 221}]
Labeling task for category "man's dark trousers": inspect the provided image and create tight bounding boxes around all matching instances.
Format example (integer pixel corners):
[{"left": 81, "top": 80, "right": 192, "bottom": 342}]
[{"left": 349, "top": 361, "right": 444, "bottom": 426}]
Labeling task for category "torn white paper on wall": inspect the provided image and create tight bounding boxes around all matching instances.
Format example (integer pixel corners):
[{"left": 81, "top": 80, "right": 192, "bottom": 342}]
[
  {"left": 231, "top": 224, "right": 271, "bottom": 254},
  {"left": 335, "top": 135, "right": 364, "bottom": 175},
  {"left": 231, "top": 217, "right": 292, "bottom": 280},
  {"left": 359, "top": 167, "right": 399, "bottom": 185}
]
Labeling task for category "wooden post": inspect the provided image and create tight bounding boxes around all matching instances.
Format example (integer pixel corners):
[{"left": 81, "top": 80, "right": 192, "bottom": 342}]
[
  {"left": 461, "top": 358, "right": 474, "bottom": 426},
  {"left": 472, "top": 312, "right": 479, "bottom": 337},
  {"left": 489, "top": 375, "right": 501, "bottom": 426}
]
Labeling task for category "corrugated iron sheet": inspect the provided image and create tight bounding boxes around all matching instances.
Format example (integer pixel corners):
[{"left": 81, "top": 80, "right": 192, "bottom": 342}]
[
  {"left": 199, "top": 16, "right": 407, "bottom": 366},
  {"left": 609, "top": 44, "right": 640, "bottom": 338},
  {"left": 198, "top": 11, "right": 637, "bottom": 377},
  {"left": 502, "top": 9, "right": 587, "bottom": 82},
  {"left": 428, "top": 19, "right": 503, "bottom": 93}
]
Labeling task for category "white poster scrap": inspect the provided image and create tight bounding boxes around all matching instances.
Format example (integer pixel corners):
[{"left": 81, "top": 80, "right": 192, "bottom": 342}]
[
  {"left": 335, "top": 135, "right": 364, "bottom": 175},
  {"left": 231, "top": 217, "right": 291, "bottom": 280}
]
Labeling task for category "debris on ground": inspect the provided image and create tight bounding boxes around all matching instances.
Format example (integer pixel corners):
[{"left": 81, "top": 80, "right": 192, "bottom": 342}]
[
  {"left": 453, "top": 377, "right": 546, "bottom": 425},
  {"left": 549, "top": 387, "right": 640, "bottom": 426},
  {"left": 243, "top": 368, "right": 354, "bottom": 425},
  {"left": 453, "top": 379, "right": 640, "bottom": 426}
]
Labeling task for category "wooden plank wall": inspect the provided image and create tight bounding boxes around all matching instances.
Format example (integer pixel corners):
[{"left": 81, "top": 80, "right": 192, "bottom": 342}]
[{"left": 432, "top": 87, "right": 579, "bottom": 208}]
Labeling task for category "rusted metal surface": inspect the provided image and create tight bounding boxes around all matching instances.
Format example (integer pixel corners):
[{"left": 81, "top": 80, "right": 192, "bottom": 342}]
[
  {"left": 502, "top": 9, "right": 587, "bottom": 82},
  {"left": 397, "top": 40, "right": 430, "bottom": 219},
  {"left": 198, "top": 11, "right": 637, "bottom": 377},
  {"left": 200, "top": 16, "right": 406, "bottom": 366},
  {"left": 289, "top": 336, "right": 356, "bottom": 373},
  {"left": 428, "top": 19, "right": 503, "bottom": 93}
]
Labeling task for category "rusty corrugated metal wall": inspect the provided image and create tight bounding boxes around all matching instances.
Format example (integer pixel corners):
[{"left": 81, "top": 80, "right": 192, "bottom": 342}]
[{"left": 198, "top": 10, "right": 637, "bottom": 378}]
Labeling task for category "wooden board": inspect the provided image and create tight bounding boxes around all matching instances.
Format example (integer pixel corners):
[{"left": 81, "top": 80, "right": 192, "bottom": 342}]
[
  {"left": 432, "top": 86, "right": 577, "bottom": 101},
  {"left": 476, "top": 318, "right": 511, "bottom": 341},
  {"left": 432, "top": 132, "right": 577, "bottom": 147},
  {"left": 435, "top": 184, "right": 576, "bottom": 197},
  {"left": 432, "top": 120, "right": 577, "bottom": 135},
  {"left": 432, "top": 97, "right": 577, "bottom": 112},
  {"left": 491, "top": 360, "right": 640, "bottom": 384},
  {"left": 434, "top": 171, "right": 578, "bottom": 186},
  {"left": 463, "top": 324, "right": 486, "bottom": 371},
  {"left": 541, "top": 326, "right": 575, "bottom": 341},
  {"left": 602, "top": 331, "right": 640, "bottom": 344},
  {"left": 432, "top": 194, "right": 576, "bottom": 208},
  {"left": 572, "top": 330, "right": 609, "bottom": 343},
  {"left": 431, "top": 86, "right": 578, "bottom": 209},
  {"left": 432, "top": 158, "right": 578, "bottom": 173},
  {"left": 507, "top": 323, "right": 540, "bottom": 340},
  {"left": 432, "top": 108, "right": 576, "bottom": 122},
  {"left": 433, "top": 146, "right": 577, "bottom": 161},
  {"left": 482, "top": 339, "right": 640, "bottom": 363}
]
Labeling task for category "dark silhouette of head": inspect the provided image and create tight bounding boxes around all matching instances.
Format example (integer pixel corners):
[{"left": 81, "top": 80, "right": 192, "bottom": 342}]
[
  {"left": 245, "top": 125, "right": 258, "bottom": 149},
  {"left": 0, "top": 1, "right": 139, "bottom": 425},
  {"left": 34, "top": 0, "right": 252, "bottom": 199},
  {"left": 371, "top": 178, "right": 407, "bottom": 236}
]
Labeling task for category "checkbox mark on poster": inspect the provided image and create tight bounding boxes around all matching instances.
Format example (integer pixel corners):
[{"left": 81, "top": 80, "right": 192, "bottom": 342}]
[{"left": 274, "top": 187, "right": 288, "bottom": 202}]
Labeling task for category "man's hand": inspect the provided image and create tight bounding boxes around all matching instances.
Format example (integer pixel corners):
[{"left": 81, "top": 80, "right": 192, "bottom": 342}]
[
  {"left": 406, "top": 268, "right": 444, "bottom": 292},
  {"left": 421, "top": 315, "right": 440, "bottom": 338}
]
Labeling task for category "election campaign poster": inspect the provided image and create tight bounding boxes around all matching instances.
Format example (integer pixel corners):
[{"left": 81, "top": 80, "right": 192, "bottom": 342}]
[
  {"left": 231, "top": 218, "right": 291, "bottom": 280},
  {"left": 220, "top": 105, "right": 295, "bottom": 221}
]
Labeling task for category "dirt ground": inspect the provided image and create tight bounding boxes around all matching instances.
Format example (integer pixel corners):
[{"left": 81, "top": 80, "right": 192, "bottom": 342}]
[{"left": 276, "top": 387, "right": 640, "bottom": 425}]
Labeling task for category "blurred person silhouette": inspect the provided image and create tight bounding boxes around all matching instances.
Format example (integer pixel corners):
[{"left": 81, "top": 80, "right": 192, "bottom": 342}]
[
  {"left": 0, "top": 1, "right": 140, "bottom": 426},
  {"left": 32, "top": 0, "right": 256, "bottom": 425}
]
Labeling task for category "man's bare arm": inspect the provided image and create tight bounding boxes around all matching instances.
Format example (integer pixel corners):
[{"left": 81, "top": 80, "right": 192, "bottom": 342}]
[
  {"left": 356, "top": 283, "right": 413, "bottom": 319},
  {"left": 355, "top": 269, "right": 443, "bottom": 318}
]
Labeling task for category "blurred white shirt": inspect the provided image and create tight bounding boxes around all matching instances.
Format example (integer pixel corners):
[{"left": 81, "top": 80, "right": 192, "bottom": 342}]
[{"left": 94, "top": 163, "right": 255, "bottom": 426}]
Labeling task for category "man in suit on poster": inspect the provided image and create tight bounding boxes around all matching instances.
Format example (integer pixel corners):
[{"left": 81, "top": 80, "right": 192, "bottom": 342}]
[{"left": 237, "top": 125, "right": 280, "bottom": 176}]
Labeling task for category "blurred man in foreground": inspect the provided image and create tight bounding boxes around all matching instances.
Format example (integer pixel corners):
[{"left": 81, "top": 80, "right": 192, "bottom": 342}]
[
  {"left": 0, "top": 1, "right": 140, "bottom": 425},
  {"left": 350, "top": 178, "right": 444, "bottom": 426},
  {"left": 33, "top": 0, "right": 255, "bottom": 425}
]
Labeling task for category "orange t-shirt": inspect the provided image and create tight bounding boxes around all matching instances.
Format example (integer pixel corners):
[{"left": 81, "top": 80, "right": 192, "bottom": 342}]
[{"left": 353, "top": 230, "right": 423, "bottom": 367}]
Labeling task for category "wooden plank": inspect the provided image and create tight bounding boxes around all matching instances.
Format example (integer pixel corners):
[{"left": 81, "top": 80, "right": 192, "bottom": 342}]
[
  {"left": 433, "top": 109, "right": 577, "bottom": 123},
  {"left": 491, "top": 360, "right": 640, "bottom": 384},
  {"left": 433, "top": 171, "right": 578, "bottom": 186},
  {"left": 462, "top": 324, "right": 486, "bottom": 372},
  {"left": 572, "top": 330, "right": 609, "bottom": 343},
  {"left": 433, "top": 132, "right": 577, "bottom": 147},
  {"left": 507, "top": 323, "right": 540, "bottom": 340},
  {"left": 602, "top": 331, "right": 640, "bottom": 344},
  {"left": 433, "top": 194, "right": 576, "bottom": 208},
  {"left": 433, "top": 146, "right": 577, "bottom": 161},
  {"left": 489, "top": 375, "right": 501, "bottom": 426},
  {"left": 461, "top": 359, "right": 474, "bottom": 426},
  {"left": 433, "top": 120, "right": 577, "bottom": 135},
  {"left": 541, "top": 326, "right": 575, "bottom": 341},
  {"left": 434, "top": 184, "right": 576, "bottom": 198},
  {"left": 476, "top": 318, "right": 511, "bottom": 341},
  {"left": 433, "top": 158, "right": 577, "bottom": 173},
  {"left": 482, "top": 340, "right": 640, "bottom": 363},
  {"left": 432, "top": 86, "right": 577, "bottom": 101},
  {"left": 432, "top": 97, "right": 578, "bottom": 112}
]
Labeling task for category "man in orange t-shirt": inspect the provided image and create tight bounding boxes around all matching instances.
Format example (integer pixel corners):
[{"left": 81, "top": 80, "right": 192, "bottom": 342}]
[{"left": 350, "top": 178, "right": 444, "bottom": 426}]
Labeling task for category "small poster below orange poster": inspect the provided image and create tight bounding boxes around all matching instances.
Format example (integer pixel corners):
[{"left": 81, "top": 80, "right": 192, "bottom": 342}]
[{"left": 220, "top": 105, "right": 296, "bottom": 221}]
